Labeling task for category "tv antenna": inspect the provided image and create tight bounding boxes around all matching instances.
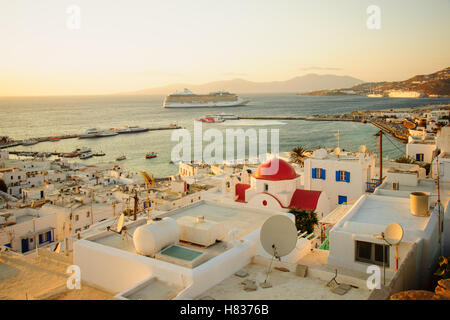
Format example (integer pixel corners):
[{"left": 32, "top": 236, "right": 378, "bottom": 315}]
[
  {"left": 260, "top": 215, "right": 298, "bottom": 288},
  {"left": 374, "top": 222, "right": 404, "bottom": 285}
]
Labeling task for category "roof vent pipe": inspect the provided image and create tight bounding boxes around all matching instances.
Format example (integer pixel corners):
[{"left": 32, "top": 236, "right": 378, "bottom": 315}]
[{"left": 410, "top": 192, "right": 429, "bottom": 216}]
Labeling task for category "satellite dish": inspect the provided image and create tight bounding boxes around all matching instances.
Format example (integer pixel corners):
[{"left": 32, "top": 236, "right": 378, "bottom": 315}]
[
  {"left": 384, "top": 222, "right": 403, "bottom": 245},
  {"left": 260, "top": 215, "right": 298, "bottom": 258},
  {"left": 116, "top": 214, "right": 125, "bottom": 233}
]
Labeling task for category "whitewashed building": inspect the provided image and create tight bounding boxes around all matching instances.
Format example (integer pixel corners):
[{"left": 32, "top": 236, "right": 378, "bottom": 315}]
[
  {"left": 0, "top": 167, "right": 45, "bottom": 198},
  {"left": 406, "top": 134, "right": 437, "bottom": 163},
  {"left": 303, "top": 148, "right": 376, "bottom": 211},
  {"left": 233, "top": 158, "right": 329, "bottom": 218}
]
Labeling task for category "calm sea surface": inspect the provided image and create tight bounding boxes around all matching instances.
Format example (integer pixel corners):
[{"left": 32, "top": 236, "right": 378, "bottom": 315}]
[{"left": 1, "top": 94, "right": 449, "bottom": 178}]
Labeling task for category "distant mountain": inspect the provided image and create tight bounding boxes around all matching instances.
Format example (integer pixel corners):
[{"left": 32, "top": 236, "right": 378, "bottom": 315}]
[
  {"left": 119, "top": 74, "right": 364, "bottom": 95},
  {"left": 301, "top": 67, "right": 450, "bottom": 97}
]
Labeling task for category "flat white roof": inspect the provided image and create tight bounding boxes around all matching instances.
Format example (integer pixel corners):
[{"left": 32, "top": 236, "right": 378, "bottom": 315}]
[
  {"left": 334, "top": 194, "right": 434, "bottom": 241},
  {"left": 161, "top": 200, "right": 279, "bottom": 240},
  {"left": 197, "top": 256, "right": 372, "bottom": 300}
]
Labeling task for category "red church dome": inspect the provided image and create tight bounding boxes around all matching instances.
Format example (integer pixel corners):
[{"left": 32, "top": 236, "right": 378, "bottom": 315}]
[{"left": 254, "top": 158, "right": 298, "bottom": 181}]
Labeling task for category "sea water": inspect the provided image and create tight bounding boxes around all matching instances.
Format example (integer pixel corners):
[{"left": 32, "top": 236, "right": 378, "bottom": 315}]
[{"left": 0, "top": 94, "right": 448, "bottom": 178}]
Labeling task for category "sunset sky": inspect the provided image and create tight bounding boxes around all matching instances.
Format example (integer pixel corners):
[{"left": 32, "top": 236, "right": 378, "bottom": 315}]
[{"left": 1, "top": 0, "right": 449, "bottom": 96}]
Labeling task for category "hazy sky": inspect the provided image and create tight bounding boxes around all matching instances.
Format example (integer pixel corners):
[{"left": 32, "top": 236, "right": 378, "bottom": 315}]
[{"left": 1, "top": 0, "right": 449, "bottom": 96}]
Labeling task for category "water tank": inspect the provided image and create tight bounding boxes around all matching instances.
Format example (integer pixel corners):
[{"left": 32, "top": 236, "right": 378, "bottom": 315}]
[
  {"left": 410, "top": 192, "right": 429, "bottom": 216},
  {"left": 133, "top": 217, "right": 180, "bottom": 256}
]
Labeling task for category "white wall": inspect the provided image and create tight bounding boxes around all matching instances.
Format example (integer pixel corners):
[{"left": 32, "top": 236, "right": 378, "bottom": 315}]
[
  {"left": 304, "top": 156, "right": 374, "bottom": 210},
  {"left": 406, "top": 143, "right": 437, "bottom": 163}
]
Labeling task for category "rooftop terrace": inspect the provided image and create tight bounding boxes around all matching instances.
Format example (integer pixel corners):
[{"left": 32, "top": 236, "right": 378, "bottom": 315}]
[{"left": 197, "top": 255, "right": 372, "bottom": 300}]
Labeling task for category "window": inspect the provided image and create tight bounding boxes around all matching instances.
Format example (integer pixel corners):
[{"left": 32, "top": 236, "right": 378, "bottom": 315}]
[
  {"left": 312, "top": 168, "right": 326, "bottom": 180},
  {"left": 416, "top": 153, "right": 424, "bottom": 162},
  {"left": 355, "top": 241, "right": 389, "bottom": 266},
  {"left": 338, "top": 195, "right": 347, "bottom": 204},
  {"left": 264, "top": 183, "right": 269, "bottom": 192},
  {"left": 336, "top": 170, "right": 350, "bottom": 182},
  {"left": 86, "top": 211, "right": 90, "bottom": 218},
  {"left": 75, "top": 215, "right": 79, "bottom": 221}
]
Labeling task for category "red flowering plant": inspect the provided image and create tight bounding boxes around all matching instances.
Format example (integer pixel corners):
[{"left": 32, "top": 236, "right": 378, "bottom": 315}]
[{"left": 288, "top": 208, "right": 318, "bottom": 234}]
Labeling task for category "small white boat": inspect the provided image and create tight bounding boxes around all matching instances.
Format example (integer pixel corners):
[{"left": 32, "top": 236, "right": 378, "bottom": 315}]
[
  {"left": 116, "top": 126, "right": 149, "bottom": 134},
  {"left": 74, "top": 147, "right": 92, "bottom": 155},
  {"left": 116, "top": 155, "right": 126, "bottom": 161},
  {"left": 97, "top": 129, "right": 118, "bottom": 137},
  {"left": 79, "top": 128, "right": 101, "bottom": 139},
  {"left": 79, "top": 152, "right": 94, "bottom": 159},
  {"left": 217, "top": 113, "right": 238, "bottom": 120},
  {"left": 22, "top": 139, "right": 39, "bottom": 146},
  {"left": 197, "top": 115, "right": 225, "bottom": 123}
]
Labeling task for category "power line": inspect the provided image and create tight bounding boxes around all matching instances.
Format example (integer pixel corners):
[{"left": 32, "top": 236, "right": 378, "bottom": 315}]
[{"left": 382, "top": 132, "right": 405, "bottom": 155}]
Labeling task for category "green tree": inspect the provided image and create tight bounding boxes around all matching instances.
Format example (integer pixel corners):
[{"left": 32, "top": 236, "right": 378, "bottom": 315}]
[
  {"left": 290, "top": 145, "right": 309, "bottom": 167},
  {"left": 434, "top": 256, "right": 450, "bottom": 280},
  {"left": 288, "top": 208, "right": 318, "bottom": 234},
  {"left": 395, "top": 156, "right": 415, "bottom": 164}
]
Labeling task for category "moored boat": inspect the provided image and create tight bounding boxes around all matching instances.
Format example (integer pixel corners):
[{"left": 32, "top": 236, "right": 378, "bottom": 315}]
[
  {"left": 79, "top": 152, "right": 94, "bottom": 159},
  {"left": 97, "top": 129, "right": 118, "bottom": 137},
  {"left": 116, "top": 126, "right": 149, "bottom": 134},
  {"left": 79, "top": 128, "right": 101, "bottom": 139},
  {"left": 22, "top": 139, "right": 39, "bottom": 146},
  {"left": 116, "top": 155, "right": 126, "bottom": 161},
  {"left": 145, "top": 152, "right": 158, "bottom": 159},
  {"left": 197, "top": 115, "right": 225, "bottom": 123}
]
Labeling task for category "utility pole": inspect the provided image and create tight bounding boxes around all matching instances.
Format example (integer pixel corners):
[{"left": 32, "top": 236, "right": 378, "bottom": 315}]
[
  {"left": 375, "top": 130, "right": 383, "bottom": 183},
  {"left": 90, "top": 189, "right": 94, "bottom": 225},
  {"left": 133, "top": 189, "right": 138, "bottom": 221},
  {"left": 435, "top": 148, "right": 442, "bottom": 254}
]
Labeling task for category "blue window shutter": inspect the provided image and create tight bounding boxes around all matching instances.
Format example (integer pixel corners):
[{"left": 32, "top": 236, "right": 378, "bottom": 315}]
[
  {"left": 338, "top": 195, "right": 347, "bottom": 204},
  {"left": 336, "top": 171, "right": 340, "bottom": 182},
  {"left": 312, "top": 168, "right": 317, "bottom": 179},
  {"left": 39, "top": 234, "right": 43, "bottom": 244},
  {"left": 416, "top": 154, "right": 420, "bottom": 161},
  {"left": 346, "top": 171, "right": 350, "bottom": 183},
  {"left": 322, "top": 169, "right": 326, "bottom": 180}
]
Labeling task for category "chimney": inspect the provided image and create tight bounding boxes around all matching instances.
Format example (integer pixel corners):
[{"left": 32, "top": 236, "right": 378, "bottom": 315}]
[{"left": 410, "top": 192, "right": 430, "bottom": 216}]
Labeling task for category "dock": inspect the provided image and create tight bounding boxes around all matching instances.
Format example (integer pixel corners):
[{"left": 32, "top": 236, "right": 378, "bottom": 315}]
[
  {"left": 237, "top": 115, "right": 408, "bottom": 143},
  {"left": 0, "top": 125, "right": 182, "bottom": 150}
]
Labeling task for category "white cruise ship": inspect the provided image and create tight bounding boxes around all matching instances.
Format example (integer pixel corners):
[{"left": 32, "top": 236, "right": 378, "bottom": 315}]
[
  {"left": 388, "top": 90, "right": 424, "bottom": 98},
  {"left": 163, "top": 89, "right": 249, "bottom": 108}
]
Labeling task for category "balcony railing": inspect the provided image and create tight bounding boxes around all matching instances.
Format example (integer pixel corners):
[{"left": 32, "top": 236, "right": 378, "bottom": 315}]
[{"left": 366, "top": 178, "right": 382, "bottom": 193}]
